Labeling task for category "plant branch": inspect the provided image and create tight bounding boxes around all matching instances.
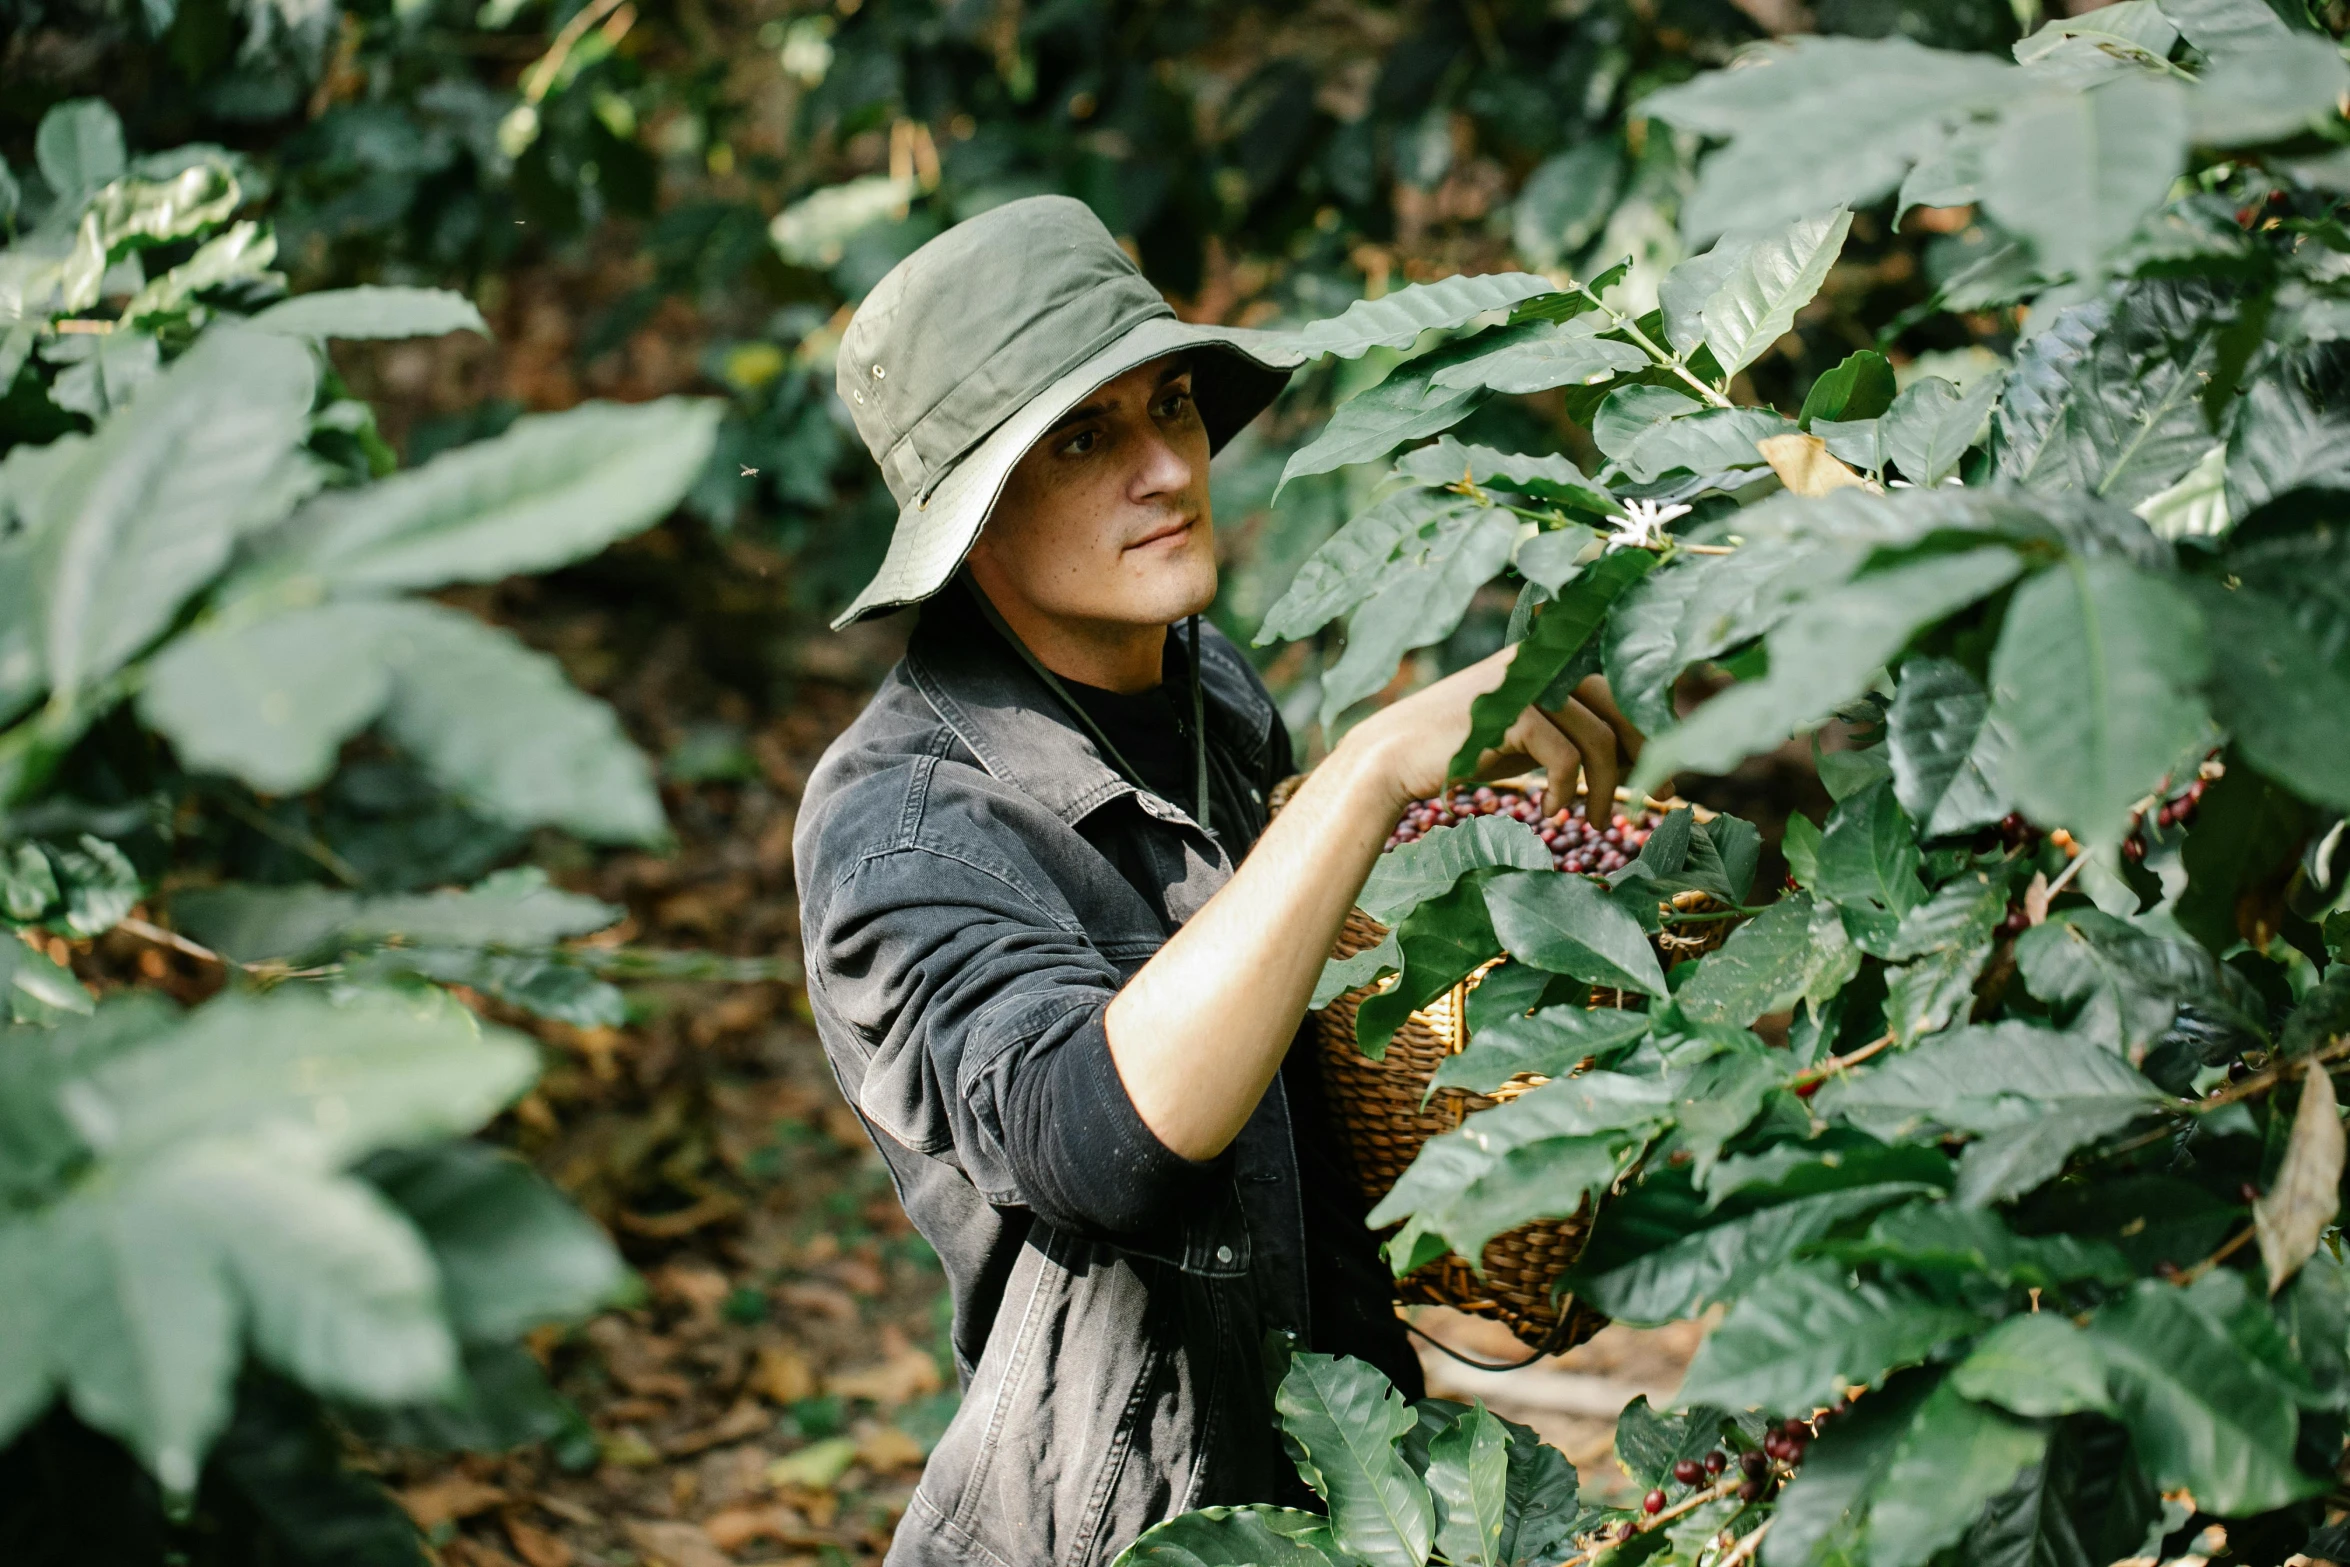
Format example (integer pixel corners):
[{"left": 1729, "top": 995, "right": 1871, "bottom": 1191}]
[
  {"left": 2177, "top": 1223, "right": 2257, "bottom": 1286},
  {"left": 1558, "top": 1476, "right": 1746, "bottom": 1566},
  {"left": 117, "top": 915, "right": 224, "bottom": 966},
  {"left": 1570, "top": 281, "right": 1736, "bottom": 410},
  {"left": 2193, "top": 1035, "right": 2350, "bottom": 1113},
  {"left": 1719, "top": 1517, "right": 1773, "bottom": 1567},
  {"left": 1792, "top": 1030, "right": 1897, "bottom": 1088}
]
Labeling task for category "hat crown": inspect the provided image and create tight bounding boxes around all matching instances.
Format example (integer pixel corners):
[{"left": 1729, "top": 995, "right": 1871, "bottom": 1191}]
[{"left": 837, "top": 195, "right": 1173, "bottom": 505}]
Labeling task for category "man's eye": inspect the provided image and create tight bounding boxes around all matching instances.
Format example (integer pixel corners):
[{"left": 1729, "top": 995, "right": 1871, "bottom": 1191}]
[
  {"left": 1062, "top": 429, "right": 1099, "bottom": 456},
  {"left": 1156, "top": 389, "right": 1194, "bottom": 418}
]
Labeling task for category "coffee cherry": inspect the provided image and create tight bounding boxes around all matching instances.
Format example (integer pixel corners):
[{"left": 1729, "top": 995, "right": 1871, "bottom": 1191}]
[
  {"left": 1737, "top": 1479, "right": 1763, "bottom": 1503},
  {"left": 1617, "top": 1522, "right": 1639, "bottom": 1542},
  {"left": 1643, "top": 1489, "right": 1666, "bottom": 1515},
  {"left": 1740, "top": 1449, "right": 1767, "bottom": 1478},
  {"left": 1703, "top": 1450, "right": 1727, "bottom": 1476},
  {"left": 1673, "top": 1459, "right": 1702, "bottom": 1485}
]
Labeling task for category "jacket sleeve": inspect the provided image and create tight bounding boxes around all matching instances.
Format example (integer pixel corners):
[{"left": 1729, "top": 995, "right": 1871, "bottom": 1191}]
[{"left": 804, "top": 830, "right": 1216, "bottom": 1240}]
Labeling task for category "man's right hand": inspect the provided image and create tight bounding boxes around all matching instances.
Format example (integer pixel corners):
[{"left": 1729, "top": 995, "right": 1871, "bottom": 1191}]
[{"left": 1340, "top": 645, "right": 1650, "bottom": 821}]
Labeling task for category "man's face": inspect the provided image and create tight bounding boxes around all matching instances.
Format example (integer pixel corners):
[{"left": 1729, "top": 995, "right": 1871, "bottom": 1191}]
[{"left": 966, "top": 353, "right": 1216, "bottom": 633}]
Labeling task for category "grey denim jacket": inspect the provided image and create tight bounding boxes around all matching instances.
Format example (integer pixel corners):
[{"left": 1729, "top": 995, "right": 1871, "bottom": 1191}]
[{"left": 792, "top": 596, "right": 1417, "bottom": 1567}]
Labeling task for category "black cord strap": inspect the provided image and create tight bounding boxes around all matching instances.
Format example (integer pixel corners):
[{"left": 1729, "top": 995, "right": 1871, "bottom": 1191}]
[{"left": 1403, "top": 1312, "right": 1580, "bottom": 1374}]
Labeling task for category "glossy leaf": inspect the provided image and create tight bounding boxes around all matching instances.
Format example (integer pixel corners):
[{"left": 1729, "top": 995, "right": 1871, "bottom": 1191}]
[
  {"left": 1880, "top": 373, "right": 2002, "bottom": 487},
  {"left": 1677, "top": 1260, "right": 1984, "bottom": 1412},
  {"left": 1393, "top": 437, "right": 1618, "bottom": 514},
  {"left": 1983, "top": 77, "right": 2188, "bottom": 279},
  {"left": 173, "top": 867, "right": 619, "bottom": 964},
  {"left": 1760, "top": 1372, "right": 1935, "bottom": 1567},
  {"left": 1431, "top": 317, "right": 1648, "bottom": 395},
  {"left": 1258, "top": 489, "right": 1487, "bottom": 644},
  {"left": 1273, "top": 1352, "right": 1434, "bottom": 1567},
  {"left": 1281, "top": 364, "right": 1485, "bottom": 493},
  {"left": 1601, "top": 537, "right": 1843, "bottom": 736},
  {"left": 1839, "top": 1201, "right": 2133, "bottom": 1290},
  {"left": 1359, "top": 818, "right": 1550, "bottom": 928},
  {"left": 1319, "top": 505, "right": 1521, "bottom": 727},
  {"left": 1112, "top": 1507, "right": 1341, "bottom": 1567},
  {"left": 1814, "top": 1019, "right": 2164, "bottom": 1144},
  {"left": 1702, "top": 208, "right": 1853, "bottom": 379},
  {"left": 1425, "top": 1402, "right": 1510, "bottom": 1566},
  {"left": 1816, "top": 780, "right": 1927, "bottom": 929},
  {"left": 248, "top": 287, "right": 490, "bottom": 341},
  {"left": 1354, "top": 877, "right": 1500, "bottom": 1058},
  {"left": 1615, "top": 407, "right": 1796, "bottom": 485},
  {"left": 1886, "top": 656, "right": 2008, "bottom": 837},
  {"left": 1985, "top": 558, "right": 2213, "bottom": 848},
  {"left": 2190, "top": 36, "right": 2349, "bottom": 145},
  {"left": 1267, "top": 273, "right": 1562, "bottom": 362},
  {"left": 2159, "top": 0, "right": 2296, "bottom": 55},
  {"left": 1448, "top": 548, "right": 1656, "bottom": 777},
  {"left": 2223, "top": 350, "right": 2350, "bottom": 522},
  {"left": 1865, "top": 1380, "right": 2048, "bottom": 1567},
  {"left": 1431, "top": 1006, "right": 1652, "bottom": 1096},
  {"left": 1799, "top": 350, "right": 1897, "bottom": 428},
  {"left": 1486, "top": 869, "right": 1668, "bottom": 998}
]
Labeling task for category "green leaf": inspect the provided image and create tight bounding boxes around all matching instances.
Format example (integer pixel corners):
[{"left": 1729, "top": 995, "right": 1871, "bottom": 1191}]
[
  {"left": 1313, "top": 930, "right": 1400, "bottom": 1012},
  {"left": 1954, "top": 1419, "right": 2161, "bottom": 1567},
  {"left": 1702, "top": 208, "right": 1853, "bottom": 379},
  {"left": 42, "top": 328, "right": 160, "bottom": 419},
  {"left": 1112, "top": 1506, "right": 1342, "bottom": 1567},
  {"left": 2192, "top": 571, "right": 2350, "bottom": 812},
  {"left": 1356, "top": 876, "right": 1500, "bottom": 1058},
  {"left": 1814, "top": 1019, "right": 2164, "bottom": 1144},
  {"left": 2222, "top": 349, "right": 2350, "bottom": 520},
  {"left": 1258, "top": 490, "right": 1486, "bottom": 644},
  {"left": 2015, "top": 3, "right": 2180, "bottom": 81},
  {"left": 1799, "top": 350, "right": 1898, "bottom": 428},
  {"left": 0, "top": 936, "right": 93, "bottom": 1023},
  {"left": 1430, "top": 318, "right": 1650, "bottom": 395},
  {"left": 1486, "top": 869, "right": 1669, "bottom": 998},
  {"left": 1592, "top": 385, "right": 1702, "bottom": 463},
  {"left": 1614, "top": 1396, "right": 1734, "bottom": 1488},
  {"left": 2014, "top": 909, "right": 2265, "bottom": 1068},
  {"left": 2176, "top": 760, "right": 2312, "bottom": 954},
  {"left": 2003, "top": 281, "right": 2230, "bottom": 510},
  {"left": 1760, "top": 1371, "right": 1935, "bottom": 1567},
  {"left": 1678, "top": 1259, "right": 1984, "bottom": 1412},
  {"left": 247, "top": 287, "right": 491, "bottom": 341},
  {"left": 1816, "top": 780, "right": 1927, "bottom": 931},
  {"left": 1783, "top": 814, "right": 1824, "bottom": 890},
  {"left": 174, "top": 867, "right": 620, "bottom": 964},
  {"left": 1430, "top": 1005, "right": 1652, "bottom": 1096},
  {"left": 35, "top": 99, "right": 125, "bottom": 196},
  {"left": 1674, "top": 893, "right": 1831, "bottom": 1027},
  {"left": 1885, "top": 939, "right": 1998, "bottom": 1055},
  {"left": 1319, "top": 506, "right": 1522, "bottom": 728},
  {"left": 2084, "top": 1280, "right": 2320, "bottom": 1512},
  {"left": 1392, "top": 437, "right": 1618, "bottom": 514},
  {"left": 2159, "top": 0, "right": 2296, "bottom": 55},
  {"left": 142, "top": 601, "right": 665, "bottom": 843},
  {"left": 1282, "top": 365, "right": 1486, "bottom": 494},
  {"left": 1494, "top": 1412, "right": 1579, "bottom": 1565},
  {"left": 363, "top": 1141, "right": 621, "bottom": 1343},
  {"left": 1864, "top": 1382, "right": 2049, "bottom": 1567},
  {"left": 1512, "top": 525, "right": 1598, "bottom": 592},
  {"left": 122, "top": 221, "right": 276, "bottom": 322},
  {"left": 1425, "top": 1402, "right": 1511, "bottom": 1566},
  {"left": 1887, "top": 656, "right": 2008, "bottom": 837},
  {"left": 1985, "top": 559, "right": 2213, "bottom": 847},
  {"left": 1951, "top": 1313, "right": 2115, "bottom": 1417},
  {"left": 1448, "top": 548, "right": 1657, "bottom": 778},
  {"left": 1642, "top": 38, "right": 2024, "bottom": 240},
  {"left": 249, "top": 397, "right": 722, "bottom": 597},
  {"left": 1359, "top": 817, "right": 1552, "bottom": 927},
  {"left": 1633, "top": 546, "right": 2025, "bottom": 791},
  {"left": 1274, "top": 1352, "right": 1434, "bottom": 1567},
  {"left": 1982, "top": 77, "right": 2188, "bottom": 279},
  {"left": 1601, "top": 538, "right": 1846, "bottom": 736},
  {"left": 1660, "top": 237, "right": 1756, "bottom": 359},
  {"left": 1377, "top": 1134, "right": 1628, "bottom": 1269},
  {"left": 1267, "top": 274, "right": 1562, "bottom": 362},
  {"left": 1880, "top": 373, "right": 2003, "bottom": 488},
  {"left": 1579, "top": 1182, "right": 1934, "bottom": 1326},
  {"left": 1616, "top": 408, "right": 1798, "bottom": 485},
  {"left": 1838, "top": 1201, "right": 2134, "bottom": 1289},
  {"left": 1813, "top": 416, "right": 1886, "bottom": 473},
  {"left": 2190, "top": 36, "right": 2349, "bottom": 144},
  {"left": 33, "top": 327, "right": 317, "bottom": 699}
]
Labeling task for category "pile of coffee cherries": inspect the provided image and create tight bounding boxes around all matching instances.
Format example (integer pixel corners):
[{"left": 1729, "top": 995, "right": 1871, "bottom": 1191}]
[
  {"left": 1387, "top": 784, "right": 1660, "bottom": 876},
  {"left": 1610, "top": 1411, "right": 1833, "bottom": 1544}
]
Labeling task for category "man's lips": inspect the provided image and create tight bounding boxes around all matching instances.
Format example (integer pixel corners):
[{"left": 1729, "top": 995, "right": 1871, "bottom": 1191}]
[{"left": 1124, "top": 516, "right": 1196, "bottom": 551}]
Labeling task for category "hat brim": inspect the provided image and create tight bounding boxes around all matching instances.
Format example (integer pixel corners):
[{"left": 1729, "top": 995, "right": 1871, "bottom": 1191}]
[{"left": 829, "top": 316, "right": 1301, "bottom": 629}]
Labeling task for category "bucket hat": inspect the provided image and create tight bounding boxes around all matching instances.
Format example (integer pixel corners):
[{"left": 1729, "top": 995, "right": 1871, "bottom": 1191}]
[{"left": 828, "top": 194, "right": 1304, "bottom": 629}]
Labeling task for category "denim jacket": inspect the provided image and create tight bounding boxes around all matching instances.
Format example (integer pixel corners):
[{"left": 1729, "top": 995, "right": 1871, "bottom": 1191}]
[{"left": 793, "top": 591, "right": 1419, "bottom": 1567}]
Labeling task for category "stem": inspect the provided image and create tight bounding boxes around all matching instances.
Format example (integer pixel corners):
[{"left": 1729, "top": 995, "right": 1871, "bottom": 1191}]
[
  {"left": 1792, "top": 1030, "right": 1897, "bottom": 1088},
  {"left": 1720, "top": 1518, "right": 1773, "bottom": 1567},
  {"left": 2041, "top": 848, "right": 2087, "bottom": 901},
  {"left": 1656, "top": 905, "right": 1771, "bottom": 924},
  {"left": 2192, "top": 1035, "right": 2350, "bottom": 1112},
  {"left": 1571, "top": 281, "right": 1736, "bottom": 410},
  {"left": 1557, "top": 1477, "right": 1746, "bottom": 1567},
  {"left": 1679, "top": 543, "right": 1739, "bottom": 555},
  {"left": 117, "top": 916, "right": 224, "bottom": 966},
  {"left": 2178, "top": 1224, "right": 2256, "bottom": 1285}
]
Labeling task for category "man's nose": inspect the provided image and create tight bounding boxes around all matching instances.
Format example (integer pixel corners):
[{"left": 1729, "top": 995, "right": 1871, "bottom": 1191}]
[{"left": 1130, "top": 423, "right": 1196, "bottom": 501}]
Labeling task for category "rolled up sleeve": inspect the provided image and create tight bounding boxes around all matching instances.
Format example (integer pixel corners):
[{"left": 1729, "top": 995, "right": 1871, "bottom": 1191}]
[{"left": 808, "top": 837, "right": 1216, "bottom": 1240}]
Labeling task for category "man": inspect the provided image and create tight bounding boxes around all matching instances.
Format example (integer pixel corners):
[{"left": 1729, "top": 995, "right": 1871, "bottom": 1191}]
[{"left": 794, "top": 196, "right": 1639, "bottom": 1567}]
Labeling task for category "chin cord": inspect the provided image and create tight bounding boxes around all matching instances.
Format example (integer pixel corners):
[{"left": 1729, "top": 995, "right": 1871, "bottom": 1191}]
[{"left": 961, "top": 576, "right": 1211, "bottom": 834}]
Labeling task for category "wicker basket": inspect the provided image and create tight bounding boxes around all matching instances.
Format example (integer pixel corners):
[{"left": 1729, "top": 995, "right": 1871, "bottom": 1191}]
[{"left": 1274, "top": 776, "right": 1739, "bottom": 1353}]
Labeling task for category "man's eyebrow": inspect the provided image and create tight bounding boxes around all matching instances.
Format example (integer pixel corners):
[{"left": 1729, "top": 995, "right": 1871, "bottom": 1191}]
[{"left": 1046, "top": 399, "right": 1112, "bottom": 437}]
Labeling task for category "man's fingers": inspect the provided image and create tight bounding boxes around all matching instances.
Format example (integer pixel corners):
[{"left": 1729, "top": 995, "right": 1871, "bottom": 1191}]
[
  {"left": 1573, "top": 674, "right": 1644, "bottom": 767},
  {"left": 1504, "top": 709, "right": 1582, "bottom": 817},
  {"left": 1548, "top": 697, "right": 1620, "bottom": 815}
]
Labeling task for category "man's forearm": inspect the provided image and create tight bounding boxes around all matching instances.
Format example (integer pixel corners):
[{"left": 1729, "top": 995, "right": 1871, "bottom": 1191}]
[{"left": 1102, "top": 737, "right": 1406, "bottom": 1161}]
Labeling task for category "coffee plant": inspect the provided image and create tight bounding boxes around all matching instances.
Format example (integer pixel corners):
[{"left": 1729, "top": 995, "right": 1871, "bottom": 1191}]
[
  {"left": 1146, "top": 6, "right": 2350, "bottom": 1565},
  {"left": 0, "top": 97, "right": 736, "bottom": 1562}
]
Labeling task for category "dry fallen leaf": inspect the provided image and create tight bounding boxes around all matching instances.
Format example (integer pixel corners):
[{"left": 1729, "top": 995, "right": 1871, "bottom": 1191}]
[
  {"left": 1756, "top": 432, "right": 1875, "bottom": 498},
  {"left": 853, "top": 1421, "right": 927, "bottom": 1473},
  {"left": 750, "top": 1343, "right": 817, "bottom": 1405},
  {"left": 825, "top": 1335, "right": 941, "bottom": 1406},
  {"left": 398, "top": 1474, "right": 508, "bottom": 1531},
  {"left": 2256, "top": 1063, "right": 2344, "bottom": 1293},
  {"left": 665, "top": 1399, "right": 775, "bottom": 1457},
  {"left": 767, "top": 1436, "right": 860, "bottom": 1491},
  {"left": 703, "top": 1502, "right": 826, "bottom": 1552},
  {"left": 504, "top": 1515, "right": 575, "bottom": 1567},
  {"left": 624, "top": 1519, "right": 736, "bottom": 1567}
]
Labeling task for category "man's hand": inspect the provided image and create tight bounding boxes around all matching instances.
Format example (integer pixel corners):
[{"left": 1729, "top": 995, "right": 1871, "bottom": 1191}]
[{"left": 1341, "top": 645, "right": 1649, "bottom": 819}]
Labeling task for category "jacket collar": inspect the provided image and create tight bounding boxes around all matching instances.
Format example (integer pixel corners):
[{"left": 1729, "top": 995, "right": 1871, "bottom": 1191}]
[{"left": 902, "top": 581, "right": 1276, "bottom": 828}]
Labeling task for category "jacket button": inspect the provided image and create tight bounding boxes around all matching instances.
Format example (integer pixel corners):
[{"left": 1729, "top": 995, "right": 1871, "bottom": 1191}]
[{"left": 1215, "top": 1245, "right": 1235, "bottom": 1264}]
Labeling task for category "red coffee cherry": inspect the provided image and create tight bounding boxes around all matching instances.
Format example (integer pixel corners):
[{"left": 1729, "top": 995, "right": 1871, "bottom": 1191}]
[{"left": 1643, "top": 1489, "right": 1666, "bottom": 1515}]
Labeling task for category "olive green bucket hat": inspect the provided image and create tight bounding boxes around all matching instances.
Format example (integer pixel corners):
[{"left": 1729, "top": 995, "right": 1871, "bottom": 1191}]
[{"left": 828, "top": 194, "right": 1304, "bottom": 629}]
